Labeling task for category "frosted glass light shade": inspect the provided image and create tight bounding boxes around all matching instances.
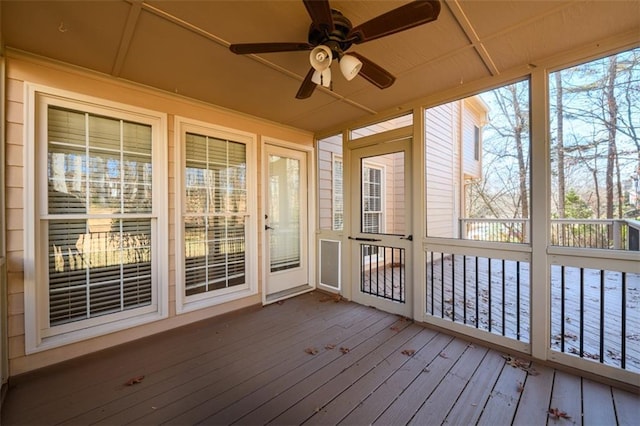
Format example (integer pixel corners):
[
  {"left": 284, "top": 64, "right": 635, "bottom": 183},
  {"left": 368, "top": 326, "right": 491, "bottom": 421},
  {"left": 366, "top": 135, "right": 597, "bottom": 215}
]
[
  {"left": 311, "top": 68, "right": 331, "bottom": 87},
  {"left": 339, "top": 54, "right": 362, "bottom": 81},
  {"left": 310, "top": 45, "right": 333, "bottom": 71}
]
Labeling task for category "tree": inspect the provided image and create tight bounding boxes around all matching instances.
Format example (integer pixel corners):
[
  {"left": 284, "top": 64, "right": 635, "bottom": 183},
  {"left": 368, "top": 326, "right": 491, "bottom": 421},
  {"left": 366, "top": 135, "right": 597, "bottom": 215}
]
[
  {"left": 550, "top": 48, "right": 639, "bottom": 220},
  {"left": 471, "top": 81, "right": 530, "bottom": 220},
  {"left": 564, "top": 188, "right": 593, "bottom": 219}
]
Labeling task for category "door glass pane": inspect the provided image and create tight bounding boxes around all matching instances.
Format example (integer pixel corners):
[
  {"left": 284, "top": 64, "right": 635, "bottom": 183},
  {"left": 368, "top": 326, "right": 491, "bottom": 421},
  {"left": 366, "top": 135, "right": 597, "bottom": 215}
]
[
  {"left": 361, "top": 152, "right": 405, "bottom": 235},
  {"left": 269, "top": 155, "right": 300, "bottom": 272}
]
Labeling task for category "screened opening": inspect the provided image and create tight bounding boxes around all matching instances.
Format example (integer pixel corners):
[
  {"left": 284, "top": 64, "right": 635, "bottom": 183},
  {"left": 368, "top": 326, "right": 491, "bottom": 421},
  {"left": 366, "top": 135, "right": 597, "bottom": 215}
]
[
  {"left": 549, "top": 47, "right": 639, "bottom": 251},
  {"left": 425, "top": 81, "right": 530, "bottom": 243}
]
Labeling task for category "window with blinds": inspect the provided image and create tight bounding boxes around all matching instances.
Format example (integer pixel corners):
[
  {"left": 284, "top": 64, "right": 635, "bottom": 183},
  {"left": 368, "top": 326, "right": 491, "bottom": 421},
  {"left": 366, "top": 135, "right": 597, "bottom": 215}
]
[
  {"left": 47, "top": 106, "right": 154, "bottom": 326},
  {"left": 184, "top": 132, "right": 247, "bottom": 296}
]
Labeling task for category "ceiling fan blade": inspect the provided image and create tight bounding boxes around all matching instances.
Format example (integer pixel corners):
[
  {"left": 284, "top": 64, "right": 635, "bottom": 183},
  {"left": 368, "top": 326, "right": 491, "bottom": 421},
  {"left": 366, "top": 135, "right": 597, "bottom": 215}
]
[
  {"left": 349, "top": 52, "right": 396, "bottom": 89},
  {"left": 303, "top": 0, "right": 334, "bottom": 32},
  {"left": 229, "top": 42, "right": 313, "bottom": 55},
  {"left": 296, "top": 68, "right": 317, "bottom": 99},
  {"left": 349, "top": 0, "right": 441, "bottom": 44}
]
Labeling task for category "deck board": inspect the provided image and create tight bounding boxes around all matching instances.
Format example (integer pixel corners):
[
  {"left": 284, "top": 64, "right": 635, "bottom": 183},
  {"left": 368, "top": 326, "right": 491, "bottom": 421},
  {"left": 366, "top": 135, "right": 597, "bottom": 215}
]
[
  {"left": 511, "top": 363, "right": 555, "bottom": 425},
  {"left": 408, "top": 343, "right": 488, "bottom": 425},
  {"left": 549, "top": 370, "right": 583, "bottom": 423},
  {"left": 582, "top": 378, "right": 618, "bottom": 426},
  {"left": 442, "top": 349, "right": 506, "bottom": 425},
  {"left": 2, "top": 292, "right": 638, "bottom": 426}
]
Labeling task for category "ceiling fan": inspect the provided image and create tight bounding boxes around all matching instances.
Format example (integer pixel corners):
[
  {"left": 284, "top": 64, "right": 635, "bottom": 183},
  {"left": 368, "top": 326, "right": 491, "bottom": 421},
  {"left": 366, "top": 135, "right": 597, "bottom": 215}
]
[{"left": 229, "top": 0, "right": 441, "bottom": 99}]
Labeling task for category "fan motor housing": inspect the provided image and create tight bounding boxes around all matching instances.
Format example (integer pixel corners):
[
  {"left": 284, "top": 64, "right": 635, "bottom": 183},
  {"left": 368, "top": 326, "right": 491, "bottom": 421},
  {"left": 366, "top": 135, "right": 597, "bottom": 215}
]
[{"left": 308, "top": 9, "right": 354, "bottom": 56}]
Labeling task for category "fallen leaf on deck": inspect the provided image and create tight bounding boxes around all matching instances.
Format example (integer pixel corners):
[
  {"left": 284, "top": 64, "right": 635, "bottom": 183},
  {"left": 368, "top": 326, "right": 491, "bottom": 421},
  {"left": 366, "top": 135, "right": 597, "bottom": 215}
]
[
  {"left": 305, "top": 347, "right": 319, "bottom": 355},
  {"left": 276, "top": 300, "right": 285, "bottom": 305},
  {"left": 548, "top": 408, "right": 571, "bottom": 420},
  {"left": 325, "top": 344, "right": 336, "bottom": 350},
  {"left": 503, "top": 355, "right": 538, "bottom": 375},
  {"left": 390, "top": 326, "right": 400, "bottom": 332},
  {"left": 517, "top": 381, "right": 524, "bottom": 393},
  {"left": 340, "top": 347, "right": 350, "bottom": 354},
  {"left": 125, "top": 375, "right": 145, "bottom": 386},
  {"left": 439, "top": 352, "right": 448, "bottom": 358},
  {"left": 401, "top": 349, "right": 416, "bottom": 356}
]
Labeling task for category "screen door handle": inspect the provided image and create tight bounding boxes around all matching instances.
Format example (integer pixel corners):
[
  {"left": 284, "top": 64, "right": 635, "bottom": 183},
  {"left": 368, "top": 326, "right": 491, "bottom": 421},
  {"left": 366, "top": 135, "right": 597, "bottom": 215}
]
[{"left": 348, "top": 236, "right": 381, "bottom": 242}]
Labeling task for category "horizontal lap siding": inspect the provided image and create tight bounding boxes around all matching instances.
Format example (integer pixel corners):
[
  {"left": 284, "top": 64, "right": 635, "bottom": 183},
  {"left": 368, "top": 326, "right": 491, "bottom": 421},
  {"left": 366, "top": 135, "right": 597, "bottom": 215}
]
[
  {"left": 6, "top": 76, "right": 26, "bottom": 363},
  {"left": 426, "top": 102, "right": 458, "bottom": 238},
  {"left": 5, "top": 55, "right": 312, "bottom": 375}
]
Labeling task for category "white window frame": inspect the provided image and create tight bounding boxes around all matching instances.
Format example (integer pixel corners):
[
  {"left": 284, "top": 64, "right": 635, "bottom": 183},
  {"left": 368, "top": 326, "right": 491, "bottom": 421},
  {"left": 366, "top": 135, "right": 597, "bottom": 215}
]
[
  {"left": 362, "top": 162, "right": 385, "bottom": 235},
  {"left": 174, "top": 116, "right": 258, "bottom": 314},
  {"left": 24, "top": 84, "right": 169, "bottom": 354}
]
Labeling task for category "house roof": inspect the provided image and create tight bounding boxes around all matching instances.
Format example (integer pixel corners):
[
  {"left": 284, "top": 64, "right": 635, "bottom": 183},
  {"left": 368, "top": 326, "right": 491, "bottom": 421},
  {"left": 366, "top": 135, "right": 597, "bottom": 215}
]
[{"left": 2, "top": 1, "right": 639, "bottom": 133}]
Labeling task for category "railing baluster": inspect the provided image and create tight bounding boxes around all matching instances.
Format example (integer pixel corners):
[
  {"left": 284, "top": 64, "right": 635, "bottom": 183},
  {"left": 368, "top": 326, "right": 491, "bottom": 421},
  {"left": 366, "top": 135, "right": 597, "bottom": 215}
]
[
  {"left": 451, "top": 253, "right": 456, "bottom": 321},
  {"left": 516, "top": 261, "right": 521, "bottom": 340},
  {"left": 621, "top": 272, "right": 626, "bottom": 370},
  {"left": 441, "top": 252, "right": 445, "bottom": 317},
  {"left": 389, "top": 247, "right": 394, "bottom": 300},
  {"left": 580, "top": 267, "right": 585, "bottom": 358},
  {"left": 475, "top": 256, "right": 479, "bottom": 329},
  {"left": 561, "top": 265, "right": 566, "bottom": 353},
  {"left": 488, "top": 257, "right": 492, "bottom": 333},
  {"left": 502, "top": 259, "right": 506, "bottom": 336},
  {"left": 599, "top": 269, "right": 605, "bottom": 363},
  {"left": 463, "top": 255, "right": 467, "bottom": 325},
  {"left": 400, "top": 249, "right": 404, "bottom": 303}
]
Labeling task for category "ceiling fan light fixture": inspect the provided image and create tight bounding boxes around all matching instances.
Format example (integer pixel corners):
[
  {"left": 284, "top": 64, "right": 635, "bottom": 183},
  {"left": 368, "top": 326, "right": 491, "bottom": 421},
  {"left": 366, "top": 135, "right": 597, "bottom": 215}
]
[
  {"left": 339, "top": 54, "right": 362, "bottom": 81},
  {"left": 311, "top": 68, "right": 332, "bottom": 87},
  {"left": 309, "top": 45, "right": 333, "bottom": 71}
]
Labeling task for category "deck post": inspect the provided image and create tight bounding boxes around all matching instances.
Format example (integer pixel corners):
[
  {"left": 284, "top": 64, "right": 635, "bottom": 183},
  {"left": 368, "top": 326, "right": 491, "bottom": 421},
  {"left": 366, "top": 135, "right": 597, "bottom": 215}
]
[{"left": 529, "top": 68, "right": 550, "bottom": 361}]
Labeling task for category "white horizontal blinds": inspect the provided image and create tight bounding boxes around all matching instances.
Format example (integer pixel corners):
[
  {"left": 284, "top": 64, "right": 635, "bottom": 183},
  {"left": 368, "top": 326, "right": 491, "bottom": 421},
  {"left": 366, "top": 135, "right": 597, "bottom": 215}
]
[
  {"left": 47, "top": 106, "right": 153, "bottom": 326},
  {"left": 333, "top": 158, "right": 344, "bottom": 231},
  {"left": 184, "top": 132, "right": 247, "bottom": 296},
  {"left": 362, "top": 165, "right": 382, "bottom": 233},
  {"left": 269, "top": 155, "right": 301, "bottom": 272}
]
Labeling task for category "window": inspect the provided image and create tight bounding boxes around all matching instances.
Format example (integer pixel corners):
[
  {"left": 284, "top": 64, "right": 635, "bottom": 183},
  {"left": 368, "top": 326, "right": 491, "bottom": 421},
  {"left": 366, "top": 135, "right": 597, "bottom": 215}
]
[
  {"left": 473, "top": 125, "right": 480, "bottom": 161},
  {"left": 362, "top": 165, "right": 383, "bottom": 234},
  {"left": 350, "top": 112, "right": 413, "bottom": 140},
  {"left": 175, "top": 118, "right": 257, "bottom": 312},
  {"left": 26, "top": 88, "right": 168, "bottom": 352}
]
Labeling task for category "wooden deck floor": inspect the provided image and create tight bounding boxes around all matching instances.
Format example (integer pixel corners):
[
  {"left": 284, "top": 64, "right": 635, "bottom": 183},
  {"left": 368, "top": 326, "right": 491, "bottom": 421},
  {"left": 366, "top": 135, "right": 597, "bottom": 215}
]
[{"left": 2, "top": 292, "right": 638, "bottom": 425}]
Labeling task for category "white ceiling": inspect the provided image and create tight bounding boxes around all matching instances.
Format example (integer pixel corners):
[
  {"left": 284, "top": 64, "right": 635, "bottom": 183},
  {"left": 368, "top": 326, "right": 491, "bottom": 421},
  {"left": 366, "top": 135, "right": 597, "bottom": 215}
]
[{"left": 2, "top": 0, "right": 639, "bottom": 132}]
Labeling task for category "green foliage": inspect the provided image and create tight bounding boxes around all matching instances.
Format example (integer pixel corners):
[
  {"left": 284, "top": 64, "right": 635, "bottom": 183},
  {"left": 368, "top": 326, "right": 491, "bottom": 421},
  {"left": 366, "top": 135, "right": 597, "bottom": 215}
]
[{"left": 564, "top": 188, "right": 593, "bottom": 219}]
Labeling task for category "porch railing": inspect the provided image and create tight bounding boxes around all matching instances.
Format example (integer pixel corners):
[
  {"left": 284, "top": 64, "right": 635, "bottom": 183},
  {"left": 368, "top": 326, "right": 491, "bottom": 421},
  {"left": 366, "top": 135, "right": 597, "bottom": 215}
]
[{"left": 459, "top": 218, "right": 640, "bottom": 250}]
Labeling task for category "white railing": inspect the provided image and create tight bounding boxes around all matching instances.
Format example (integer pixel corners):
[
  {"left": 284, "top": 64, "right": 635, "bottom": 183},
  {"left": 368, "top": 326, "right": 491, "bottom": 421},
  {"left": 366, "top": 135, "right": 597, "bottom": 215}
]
[{"left": 459, "top": 218, "right": 639, "bottom": 250}]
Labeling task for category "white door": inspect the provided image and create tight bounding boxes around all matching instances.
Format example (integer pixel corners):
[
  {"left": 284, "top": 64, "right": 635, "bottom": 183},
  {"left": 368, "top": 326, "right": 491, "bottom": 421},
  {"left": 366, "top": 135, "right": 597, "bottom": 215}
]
[
  {"left": 264, "top": 144, "right": 309, "bottom": 298},
  {"left": 350, "top": 138, "right": 412, "bottom": 317}
]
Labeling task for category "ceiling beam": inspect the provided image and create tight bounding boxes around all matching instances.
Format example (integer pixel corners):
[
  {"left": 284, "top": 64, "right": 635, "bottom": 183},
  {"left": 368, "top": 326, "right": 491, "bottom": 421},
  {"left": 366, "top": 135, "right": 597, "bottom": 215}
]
[
  {"left": 139, "top": 1, "right": 378, "bottom": 114},
  {"left": 112, "top": 0, "right": 143, "bottom": 76},
  {"left": 444, "top": 0, "right": 500, "bottom": 76}
]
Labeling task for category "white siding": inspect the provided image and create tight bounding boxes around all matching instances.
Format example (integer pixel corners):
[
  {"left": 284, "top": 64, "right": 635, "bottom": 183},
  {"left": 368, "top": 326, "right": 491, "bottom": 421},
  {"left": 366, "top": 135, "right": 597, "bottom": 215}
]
[{"left": 425, "top": 102, "right": 459, "bottom": 238}]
